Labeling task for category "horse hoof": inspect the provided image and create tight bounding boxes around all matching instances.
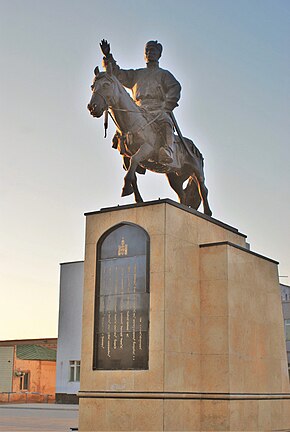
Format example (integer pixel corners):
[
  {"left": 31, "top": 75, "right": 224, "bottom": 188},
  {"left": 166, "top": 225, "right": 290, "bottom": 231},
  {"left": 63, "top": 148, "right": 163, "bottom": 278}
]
[
  {"left": 205, "top": 209, "right": 212, "bottom": 217},
  {"left": 121, "top": 185, "right": 134, "bottom": 197}
]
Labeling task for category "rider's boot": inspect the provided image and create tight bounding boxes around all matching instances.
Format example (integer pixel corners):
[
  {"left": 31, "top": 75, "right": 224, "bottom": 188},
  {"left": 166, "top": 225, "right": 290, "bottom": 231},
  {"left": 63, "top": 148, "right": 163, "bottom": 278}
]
[{"left": 159, "top": 124, "right": 174, "bottom": 164}]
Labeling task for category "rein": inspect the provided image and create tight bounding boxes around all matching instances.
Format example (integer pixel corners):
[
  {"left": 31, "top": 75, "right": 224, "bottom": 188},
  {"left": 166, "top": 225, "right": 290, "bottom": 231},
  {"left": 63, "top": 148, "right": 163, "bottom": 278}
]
[
  {"left": 107, "top": 108, "right": 162, "bottom": 137},
  {"left": 93, "top": 79, "right": 162, "bottom": 138}
]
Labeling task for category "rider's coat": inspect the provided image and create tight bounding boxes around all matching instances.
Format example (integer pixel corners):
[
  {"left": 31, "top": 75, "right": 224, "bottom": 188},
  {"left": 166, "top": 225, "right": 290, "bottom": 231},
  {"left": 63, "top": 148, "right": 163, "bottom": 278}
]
[{"left": 105, "top": 55, "right": 181, "bottom": 124}]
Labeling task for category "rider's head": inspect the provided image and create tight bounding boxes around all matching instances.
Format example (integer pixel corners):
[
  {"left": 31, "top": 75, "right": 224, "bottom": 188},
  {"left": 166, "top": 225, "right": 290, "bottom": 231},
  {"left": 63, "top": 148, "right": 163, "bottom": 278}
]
[{"left": 144, "top": 40, "right": 163, "bottom": 63}]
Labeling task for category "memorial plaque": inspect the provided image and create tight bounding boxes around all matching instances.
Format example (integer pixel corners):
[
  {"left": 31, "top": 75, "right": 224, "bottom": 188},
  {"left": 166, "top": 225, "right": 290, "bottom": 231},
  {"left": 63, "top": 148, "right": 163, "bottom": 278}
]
[{"left": 93, "top": 223, "right": 149, "bottom": 370}]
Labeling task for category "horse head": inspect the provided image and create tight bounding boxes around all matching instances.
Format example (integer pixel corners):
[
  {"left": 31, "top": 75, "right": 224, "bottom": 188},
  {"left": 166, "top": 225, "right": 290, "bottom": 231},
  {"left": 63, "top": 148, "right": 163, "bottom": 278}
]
[{"left": 87, "top": 65, "right": 115, "bottom": 118}]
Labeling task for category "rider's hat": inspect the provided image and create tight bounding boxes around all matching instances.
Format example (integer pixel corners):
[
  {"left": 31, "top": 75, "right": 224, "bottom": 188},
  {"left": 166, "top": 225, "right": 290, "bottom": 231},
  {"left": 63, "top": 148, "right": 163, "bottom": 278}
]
[{"left": 145, "top": 40, "right": 163, "bottom": 57}]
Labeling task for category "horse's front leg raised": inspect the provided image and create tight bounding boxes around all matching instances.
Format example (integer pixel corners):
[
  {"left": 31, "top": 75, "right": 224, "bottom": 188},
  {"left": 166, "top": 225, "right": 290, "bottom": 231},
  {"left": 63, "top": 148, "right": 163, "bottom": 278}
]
[{"left": 121, "top": 144, "right": 152, "bottom": 198}]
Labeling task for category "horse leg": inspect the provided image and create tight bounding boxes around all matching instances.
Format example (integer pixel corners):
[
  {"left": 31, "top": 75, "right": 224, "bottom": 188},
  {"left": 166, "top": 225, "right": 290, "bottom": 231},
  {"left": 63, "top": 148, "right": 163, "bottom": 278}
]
[
  {"left": 193, "top": 174, "right": 212, "bottom": 217},
  {"left": 166, "top": 172, "right": 186, "bottom": 204},
  {"left": 122, "top": 156, "right": 143, "bottom": 203},
  {"left": 183, "top": 177, "right": 202, "bottom": 209},
  {"left": 132, "top": 173, "right": 143, "bottom": 203},
  {"left": 122, "top": 143, "right": 152, "bottom": 197}
]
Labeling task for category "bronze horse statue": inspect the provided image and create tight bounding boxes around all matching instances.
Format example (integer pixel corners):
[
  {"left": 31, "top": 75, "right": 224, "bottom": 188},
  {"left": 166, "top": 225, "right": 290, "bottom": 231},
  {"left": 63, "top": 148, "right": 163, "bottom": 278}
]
[{"left": 87, "top": 66, "right": 212, "bottom": 216}]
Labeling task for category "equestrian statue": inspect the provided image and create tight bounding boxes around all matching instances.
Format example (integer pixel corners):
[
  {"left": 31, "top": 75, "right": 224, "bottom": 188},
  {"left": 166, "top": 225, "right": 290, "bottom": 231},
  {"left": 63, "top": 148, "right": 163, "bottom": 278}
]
[{"left": 87, "top": 39, "right": 212, "bottom": 216}]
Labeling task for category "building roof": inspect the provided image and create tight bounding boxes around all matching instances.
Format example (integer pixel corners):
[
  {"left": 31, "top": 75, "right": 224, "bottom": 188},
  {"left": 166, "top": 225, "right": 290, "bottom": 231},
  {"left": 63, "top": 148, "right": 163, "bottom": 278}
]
[
  {"left": 0, "top": 338, "right": 57, "bottom": 347},
  {"left": 16, "top": 345, "right": 57, "bottom": 361}
]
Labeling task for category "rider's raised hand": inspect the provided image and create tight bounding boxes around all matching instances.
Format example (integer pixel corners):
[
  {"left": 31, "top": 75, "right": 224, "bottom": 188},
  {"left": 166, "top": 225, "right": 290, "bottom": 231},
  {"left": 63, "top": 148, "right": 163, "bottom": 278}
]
[{"left": 100, "top": 39, "right": 110, "bottom": 57}]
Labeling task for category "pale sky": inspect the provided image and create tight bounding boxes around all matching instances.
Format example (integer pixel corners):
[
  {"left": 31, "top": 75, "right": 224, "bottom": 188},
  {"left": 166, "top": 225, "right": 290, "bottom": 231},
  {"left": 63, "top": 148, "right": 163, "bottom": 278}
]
[{"left": 0, "top": 0, "right": 289, "bottom": 340}]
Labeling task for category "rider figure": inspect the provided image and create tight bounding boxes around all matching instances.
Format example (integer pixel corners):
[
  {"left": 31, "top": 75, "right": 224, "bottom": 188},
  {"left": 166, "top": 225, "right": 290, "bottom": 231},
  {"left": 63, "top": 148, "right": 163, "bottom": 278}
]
[{"left": 100, "top": 39, "right": 181, "bottom": 164}]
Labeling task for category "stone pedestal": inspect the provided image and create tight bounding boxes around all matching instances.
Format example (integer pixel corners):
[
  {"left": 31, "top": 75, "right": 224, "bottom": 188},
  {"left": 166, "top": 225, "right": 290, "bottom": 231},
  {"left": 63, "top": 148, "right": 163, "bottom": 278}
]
[{"left": 79, "top": 199, "right": 290, "bottom": 431}]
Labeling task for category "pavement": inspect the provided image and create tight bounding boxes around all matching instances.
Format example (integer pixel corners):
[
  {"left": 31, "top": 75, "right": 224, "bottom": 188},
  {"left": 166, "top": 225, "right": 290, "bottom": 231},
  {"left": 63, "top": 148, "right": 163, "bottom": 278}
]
[{"left": 0, "top": 404, "right": 79, "bottom": 431}]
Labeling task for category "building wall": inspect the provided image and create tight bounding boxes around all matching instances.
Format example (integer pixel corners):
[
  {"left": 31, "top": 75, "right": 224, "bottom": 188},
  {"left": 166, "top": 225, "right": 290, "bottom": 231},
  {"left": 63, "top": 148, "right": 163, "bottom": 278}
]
[
  {"left": 0, "top": 346, "right": 14, "bottom": 392},
  {"left": 0, "top": 340, "right": 57, "bottom": 402},
  {"left": 13, "top": 356, "right": 56, "bottom": 395},
  {"left": 56, "top": 261, "right": 84, "bottom": 402},
  {"left": 281, "top": 284, "right": 290, "bottom": 367}
]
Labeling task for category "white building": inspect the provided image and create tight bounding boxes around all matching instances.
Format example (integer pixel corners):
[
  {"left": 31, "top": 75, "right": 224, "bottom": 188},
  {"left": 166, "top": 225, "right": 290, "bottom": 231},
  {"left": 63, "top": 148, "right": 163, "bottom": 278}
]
[
  {"left": 281, "top": 283, "right": 290, "bottom": 374},
  {"left": 55, "top": 261, "right": 84, "bottom": 404}
]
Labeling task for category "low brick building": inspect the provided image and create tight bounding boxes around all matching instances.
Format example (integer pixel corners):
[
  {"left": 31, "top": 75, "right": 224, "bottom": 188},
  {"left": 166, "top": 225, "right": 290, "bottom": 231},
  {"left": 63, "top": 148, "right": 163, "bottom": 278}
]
[{"left": 0, "top": 338, "right": 57, "bottom": 403}]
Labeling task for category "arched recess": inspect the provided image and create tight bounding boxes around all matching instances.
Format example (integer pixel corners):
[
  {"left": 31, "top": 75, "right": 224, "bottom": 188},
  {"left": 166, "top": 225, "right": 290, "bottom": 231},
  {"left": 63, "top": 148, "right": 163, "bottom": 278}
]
[{"left": 93, "top": 222, "right": 150, "bottom": 370}]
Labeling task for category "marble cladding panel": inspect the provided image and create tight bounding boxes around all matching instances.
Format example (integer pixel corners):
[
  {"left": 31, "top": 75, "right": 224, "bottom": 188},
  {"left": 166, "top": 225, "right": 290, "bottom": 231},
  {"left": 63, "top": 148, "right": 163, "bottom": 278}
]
[
  {"left": 79, "top": 397, "right": 163, "bottom": 431},
  {"left": 150, "top": 271, "right": 165, "bottom": 312},
  {"left": 228, "top": 316, "right": 257, "bottom": 357},
  {"left": 281, "top": 359, "right": 290, "bottom": 392},
  {"left": 165, "top": 234, "right": 199, "bottom": 280},
  {"left": 80, "top": 348, "right": 164, "bottom": 393},
  {"left": 164, "top": 352, "right": 201, "bottom": 392},
  {"left": 197, "top": 217, "right": 246, "bottom": 247},
  {"left": 165, "top": 276, "right": 200, "bottom": 317},
  {"left": 200, "top": 279, "right": 228, "bottom": 317},
  {"left": 133, "top": 350, "right": 164, "bottom": 391},
  {"left": 228, "top": 354, "right": 247, "bottom": 393},
  {"left": 79, "top": 398, "right": 107, "bottom": 431},
  {"left": 163, "top": 399, "right": 200, "bottom": 431},
  {"left": 200, "top": 245, "right": 228, "bottom": 282},
  {"left": 79, "top": 396, "right": 290, "bottom": 431},
  {"left": 281, "top": 399, "right": 290, "bottom": 429},
  {"left": 200, "top": 315, "right": 229, "bottom": 355},
  {"left": 257, "top": 400, "right": 273, "bottom": 431},
  {"left": 85, "top": 212, "right": 115, "bottom": 245},
  {"left": 164, "top": 276, "right": 200, "bottom": 354},
  {"left": 165, "top": 204, "right": 199, "bottom": 244},
  {"left": 136, "top": 203, "right": 166, "bottom": 235},
  {"left": 109, "top": 208, "right": 138, "bottom": 232},
  {"left": 150, "top": 234, "right": 165, "bottom": 274},
  {"left": 130, "top": 398, "right": 164, "bottom": 431},
  {"left": 271, "top": 399, "right": 284, "bottom": 431},
  {"left": 200, "top": 399, "right": 230, "bottom": 431},
  {"left": 165, "top": 312, "right": 200, "bottom": 355},
  {"left": 237, "top": 399, "right": 258, "bottom": 431},
  {"left": 228, "top": 246, "right": 279, "bottom": 289},
  {"left": 200, "top": 354, "right": 229, "bottom": 393}
]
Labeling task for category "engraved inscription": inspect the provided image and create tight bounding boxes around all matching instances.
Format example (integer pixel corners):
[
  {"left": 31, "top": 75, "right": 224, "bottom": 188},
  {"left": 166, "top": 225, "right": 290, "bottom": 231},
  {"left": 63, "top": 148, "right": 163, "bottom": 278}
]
[{"left": 94, "top": 224, "right": 149, "bottom": 370}]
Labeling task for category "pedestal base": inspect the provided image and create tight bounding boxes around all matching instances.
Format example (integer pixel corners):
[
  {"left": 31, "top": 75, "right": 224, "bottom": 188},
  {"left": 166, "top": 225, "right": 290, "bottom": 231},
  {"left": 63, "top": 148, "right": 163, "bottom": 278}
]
[
  {"left": 79, "top": 392, "right": 290, "bottom": 431},
  {"left": 79, "top": 199, "right": 290, "bottom": 431}
]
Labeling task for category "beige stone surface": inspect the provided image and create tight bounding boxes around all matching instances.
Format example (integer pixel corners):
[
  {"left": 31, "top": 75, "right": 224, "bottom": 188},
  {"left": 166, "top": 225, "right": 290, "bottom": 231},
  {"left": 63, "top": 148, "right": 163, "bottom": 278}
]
[
  {"left": 79, "top": 397, "right": 163, "bottom": 431},
  {"left": 200, "top": 245, "right": 228, "bottom": 281},
  {"left": 164, "top": 352, "right": 201, "bottom": 392},
  {"left": 196, "top": 216, "right": 246, "bottom": 247},
  {"left": 200, "top": 279, "right": 228, "bottom": 317},
  {"left": 200, "top": 315, "right": 229, "bottom": 355},
  {"left": 200, "top": 400, "right": 230, "bottom": 431},
  {"left": 163, "top": 399, "right": 200, "bottom": 431},
  {"left": 201, "top": 354, "right": 230, "bottom": 393},
  {"left": 79, "top": 201, "right": 290, "bottom": 431}
]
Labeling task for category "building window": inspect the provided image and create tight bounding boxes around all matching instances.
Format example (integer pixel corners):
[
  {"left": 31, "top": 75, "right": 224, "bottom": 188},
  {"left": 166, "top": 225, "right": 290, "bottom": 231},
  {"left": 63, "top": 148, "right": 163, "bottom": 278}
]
[
  {"left": 94, "top": 223, "right": 150, "bottom": 371},
  {"left": 19, "top": 372, "right": 29, "bottom": 390},
  {"left": 69, "top": 360, "right": 80, "bottom": 382},
  {"left": 285, "top": 320, "right": 290, "bottom": 341}
]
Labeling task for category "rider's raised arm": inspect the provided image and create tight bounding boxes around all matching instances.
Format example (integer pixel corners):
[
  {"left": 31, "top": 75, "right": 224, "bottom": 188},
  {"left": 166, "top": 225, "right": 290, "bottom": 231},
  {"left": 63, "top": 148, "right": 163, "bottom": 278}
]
[{"left": 100, "top": 39, "right": 136, "bottom": 89}]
